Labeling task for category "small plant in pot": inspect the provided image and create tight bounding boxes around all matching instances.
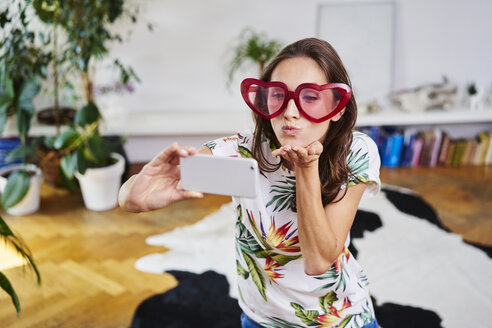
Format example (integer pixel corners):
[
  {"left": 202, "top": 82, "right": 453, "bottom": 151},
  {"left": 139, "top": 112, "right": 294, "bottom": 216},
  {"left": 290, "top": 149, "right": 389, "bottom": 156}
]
[
  {"left": 53, "top": 102, "right": 125, "bottom": 211},
  {"left": 0, "top": 0, "right": 49, "bottom": 215}
]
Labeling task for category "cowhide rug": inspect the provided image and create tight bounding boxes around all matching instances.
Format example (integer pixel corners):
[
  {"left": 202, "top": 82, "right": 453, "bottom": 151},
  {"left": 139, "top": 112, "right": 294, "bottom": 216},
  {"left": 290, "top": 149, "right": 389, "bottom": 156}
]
[{"left": 132, "top": 186, "right": 492, "bottom": 328}]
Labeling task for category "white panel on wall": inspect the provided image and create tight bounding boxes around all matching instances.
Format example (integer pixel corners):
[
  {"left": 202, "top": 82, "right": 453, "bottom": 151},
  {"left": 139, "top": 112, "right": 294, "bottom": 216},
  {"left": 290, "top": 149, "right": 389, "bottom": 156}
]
[{"left": 317, "top": 2, "right": 396, "bottom": 104}]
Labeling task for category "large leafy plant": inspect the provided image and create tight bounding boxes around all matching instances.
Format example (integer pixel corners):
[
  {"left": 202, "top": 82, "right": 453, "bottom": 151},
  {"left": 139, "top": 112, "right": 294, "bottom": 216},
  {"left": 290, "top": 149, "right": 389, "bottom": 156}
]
[
  {"left": 0, "top": 1, "right": 50, "bottom": 141},
  {"left": 0, "top": 214, "right": 41, "bottom": 316},
  {"left": 32, "top": 0, "right": 148, "bottom": 187},
  {"left": 0, "top": 1, "right": 50, "bottom": 208}
]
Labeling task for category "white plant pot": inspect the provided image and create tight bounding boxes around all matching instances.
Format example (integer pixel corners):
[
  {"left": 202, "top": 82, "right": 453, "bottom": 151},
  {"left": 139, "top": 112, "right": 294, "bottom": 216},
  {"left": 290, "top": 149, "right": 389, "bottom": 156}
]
[
  {"left": 0, "top": 164, "right": 42, "bottom": 216},
  {"left": 75, "top": 152, "right": 125, "bottom": 211}
]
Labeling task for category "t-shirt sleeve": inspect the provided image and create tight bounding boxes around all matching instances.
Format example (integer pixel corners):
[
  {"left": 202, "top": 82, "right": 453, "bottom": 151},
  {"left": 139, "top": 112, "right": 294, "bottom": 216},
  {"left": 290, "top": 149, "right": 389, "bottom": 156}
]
[
  {"left": 347, "top": 132, "right": 381, "bottom": 198},
  {"left": 203, "top": 135, "right": 240, "bottom": 157}
]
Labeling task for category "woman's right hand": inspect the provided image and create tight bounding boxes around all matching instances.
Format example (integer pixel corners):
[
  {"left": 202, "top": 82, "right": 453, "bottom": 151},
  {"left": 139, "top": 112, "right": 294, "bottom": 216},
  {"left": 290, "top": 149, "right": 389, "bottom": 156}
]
[{"left": 118, "top": 143, "right": 205, "bottom": 212}]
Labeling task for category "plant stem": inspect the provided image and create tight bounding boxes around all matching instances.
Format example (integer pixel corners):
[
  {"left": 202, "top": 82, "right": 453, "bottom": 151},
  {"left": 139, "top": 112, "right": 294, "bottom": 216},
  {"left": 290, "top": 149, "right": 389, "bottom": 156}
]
[{"left": 53, "top": 1, "right": 60, "bottom": 135}]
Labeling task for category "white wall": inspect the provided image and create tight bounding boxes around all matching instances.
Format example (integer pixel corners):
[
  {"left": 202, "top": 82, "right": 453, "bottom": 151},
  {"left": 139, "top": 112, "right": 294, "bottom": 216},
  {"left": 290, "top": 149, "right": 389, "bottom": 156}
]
[{"left": 34, "top": 0, "right": 492, "bottom": 113}]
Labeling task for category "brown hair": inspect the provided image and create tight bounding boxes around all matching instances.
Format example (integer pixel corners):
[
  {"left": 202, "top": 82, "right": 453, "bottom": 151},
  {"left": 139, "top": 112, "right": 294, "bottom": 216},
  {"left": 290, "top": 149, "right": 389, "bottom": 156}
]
[{"left": 251, "top": 38, "right": 358, "bottom": 206}]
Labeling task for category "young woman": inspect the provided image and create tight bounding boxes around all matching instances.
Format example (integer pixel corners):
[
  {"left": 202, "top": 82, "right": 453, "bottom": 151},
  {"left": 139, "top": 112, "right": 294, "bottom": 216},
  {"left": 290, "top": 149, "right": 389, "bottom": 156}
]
[{"left": 119, "top": 38, "right": 381, "bottom": 328}]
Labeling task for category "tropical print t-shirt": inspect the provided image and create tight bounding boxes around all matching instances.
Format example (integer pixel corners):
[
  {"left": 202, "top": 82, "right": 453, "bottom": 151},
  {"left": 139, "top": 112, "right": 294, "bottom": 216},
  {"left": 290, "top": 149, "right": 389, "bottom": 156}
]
[{"left": 205, "top": 130, "right": 381, "bottom": 328}]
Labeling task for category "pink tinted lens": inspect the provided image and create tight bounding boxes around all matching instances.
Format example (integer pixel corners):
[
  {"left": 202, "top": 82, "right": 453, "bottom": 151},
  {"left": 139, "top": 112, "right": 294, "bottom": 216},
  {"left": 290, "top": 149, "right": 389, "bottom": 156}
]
[
  {"left": 247, "top": 84, "right": 285, "bottom": 117},
  {"left": 299, "top": 88, "right": 341, "bottom": 119}
]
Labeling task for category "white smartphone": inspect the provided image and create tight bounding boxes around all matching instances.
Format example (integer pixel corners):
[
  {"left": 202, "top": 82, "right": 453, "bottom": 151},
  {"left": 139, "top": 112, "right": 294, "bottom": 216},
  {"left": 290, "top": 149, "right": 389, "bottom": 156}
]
[{"left": 180, "top": 154, "right": 259, "bottom": 198}]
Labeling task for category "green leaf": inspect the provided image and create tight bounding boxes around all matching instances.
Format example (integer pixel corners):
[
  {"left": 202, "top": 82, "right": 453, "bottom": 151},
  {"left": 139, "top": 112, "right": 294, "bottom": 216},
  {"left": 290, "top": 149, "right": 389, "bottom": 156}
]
[
  {"left": 0, "top": 78, "right": 14, "bottom": 108},
  {"left": 270, "top": 253, "right": 302, "bottom": 266},
  {"left": 60, "top": 153, "right": 76, "bottom": 179},
  {"left": 5, "top": 144, "right": 36, "bottom": 163},
  {"left": 43, "top": 136, "right": 56, "bottom": 149},
  {"left": 1, "top": 170, "right": 31, "bottom": 209},
  {"left": 17, "top": 77, "right": 41, "bottom": 116},
  {"left": 87, "top": 133, "right": 105, "bottom": 165},
  {"left": 242, "top": 251, "right": 267, "bottom": 301},
  {"left": 246, "top": 211, "right": 271, "bottom": 250},
  {"left": 75, "top": 102, "right": 100, "bottom": 127},
  {"left": 238, "top": 146, "right": 253, "bottom": 158},
  {"left": 16, "top": 109, "right": 31, "bottom": 141},
  {"left": 53, "top": 127, "right": 79, "bottom": 150},
  {"left": 59, "top": 168, "right": 78, "bottom": 193},
  {"left": 236, "top": 260, "right": 249, "bottom": 279},
  {"left": 319, "top": 291, "right": 338, "bottom": 312},
  {"left": 336, "top": 315, "right": 354, "bottom": 328},
  {"left": 0, "top": 272, "right": 21, "bottom": 316},
  {"left": 290, "top": 302, "right": 320, "bottom": 326},
  {"left": 0, "top": 106, "right": 8, "bottom": 135},
  {"left": 0, "top": 215, "right": 14, "bottom": 236},
  {"left": 76, "top": 147, "right": 88, "bottom": 175}
]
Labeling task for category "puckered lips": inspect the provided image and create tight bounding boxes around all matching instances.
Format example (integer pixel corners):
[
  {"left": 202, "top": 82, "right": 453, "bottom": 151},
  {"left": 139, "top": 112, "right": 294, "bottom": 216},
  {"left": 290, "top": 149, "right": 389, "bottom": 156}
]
[{"left": 282, "top": 125, "right": 302, "bottom": 135}]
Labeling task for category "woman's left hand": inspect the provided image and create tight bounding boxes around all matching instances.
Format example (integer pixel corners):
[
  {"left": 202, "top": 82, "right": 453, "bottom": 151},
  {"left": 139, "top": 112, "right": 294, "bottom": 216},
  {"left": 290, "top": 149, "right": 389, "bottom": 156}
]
[{"left": 272, "top": 140, "right": 323, "bottom": 169}]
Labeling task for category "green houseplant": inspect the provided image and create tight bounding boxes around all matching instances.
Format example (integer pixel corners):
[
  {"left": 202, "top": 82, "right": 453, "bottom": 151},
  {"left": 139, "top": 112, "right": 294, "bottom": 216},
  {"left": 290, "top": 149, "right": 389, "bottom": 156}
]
[
  {"left": 0, "top": 0, "right": 50, "bottom": 214},
  {"left": 227, "top": 28, "right": 283, "bottom": 86},
  {"left": 40, "top": 0, "right": 146, "bottom": 209}
]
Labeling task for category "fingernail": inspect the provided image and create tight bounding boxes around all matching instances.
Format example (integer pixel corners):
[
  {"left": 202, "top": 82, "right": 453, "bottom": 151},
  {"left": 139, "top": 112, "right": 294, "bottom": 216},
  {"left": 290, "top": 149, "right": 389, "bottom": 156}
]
[{"left": 180, "top": 149, "right": 188, "bottom": 155}]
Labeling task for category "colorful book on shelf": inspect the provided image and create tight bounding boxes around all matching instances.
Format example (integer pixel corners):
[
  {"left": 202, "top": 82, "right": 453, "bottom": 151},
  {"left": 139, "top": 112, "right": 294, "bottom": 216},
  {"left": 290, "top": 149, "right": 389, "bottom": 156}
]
[
  {"left": 453, "top": 139, "right": 467, "bottom": 166},
  {"left": 438, "top": 132, "right": 451, "bottom": 166},
  {"left": 446, "top": 141, "right": 457, "bottom": 166},
  {"left": 429, "top": 129, "right": 443, "bottom": 167},
  {"left": 420, "top": 131, "right": 436, "bottom": 166},
  {"left": 476, "top": 131, "right": 490, "bottom": 165},
  {"left": 401, "top": 129, "right": 417, "bottom": 167},
  {"left": 466, "top": 139, "right": 478, "bottom": 166},
  {"left": 485, "top": 131, "right": 492, "bottom": 165},
  {"left": 411, "top": 133, "right": 425, "bottom": 167},
  {"left": 382, "top": 133, "right": 404, "bottom": 167}
]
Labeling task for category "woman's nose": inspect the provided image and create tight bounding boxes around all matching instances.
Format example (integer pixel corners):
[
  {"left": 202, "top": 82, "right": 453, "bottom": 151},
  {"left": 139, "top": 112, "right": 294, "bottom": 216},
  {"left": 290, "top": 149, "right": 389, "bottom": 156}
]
[{"left": 283, "top": 98, "right": 300, "bottom": 120}]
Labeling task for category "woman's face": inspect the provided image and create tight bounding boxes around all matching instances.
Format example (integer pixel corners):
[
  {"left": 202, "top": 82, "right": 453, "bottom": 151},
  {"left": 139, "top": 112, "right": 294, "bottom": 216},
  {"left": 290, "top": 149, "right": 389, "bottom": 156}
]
[{"left": 269, "top": 57, "right": 343, "bottom": 148}]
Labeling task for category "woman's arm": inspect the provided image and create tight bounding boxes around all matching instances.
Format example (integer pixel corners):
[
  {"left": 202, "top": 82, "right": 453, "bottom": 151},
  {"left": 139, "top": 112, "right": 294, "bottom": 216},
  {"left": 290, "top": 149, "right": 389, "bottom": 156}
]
[
  {"left": 118, "top": 145, "right": 212, "bottom": 212},
  {"left": 273, "top": 142, "right": 366, "bottom": 276},
  {"left": 296, "top": 165, "right": 366, "bottom": 275}
]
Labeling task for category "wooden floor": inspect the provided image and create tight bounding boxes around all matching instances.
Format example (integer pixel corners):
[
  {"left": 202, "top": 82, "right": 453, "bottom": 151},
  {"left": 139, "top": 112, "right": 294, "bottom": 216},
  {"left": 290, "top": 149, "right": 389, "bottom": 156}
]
[{"left": 0, "top": 164, "right": 490, "bottom": 327}]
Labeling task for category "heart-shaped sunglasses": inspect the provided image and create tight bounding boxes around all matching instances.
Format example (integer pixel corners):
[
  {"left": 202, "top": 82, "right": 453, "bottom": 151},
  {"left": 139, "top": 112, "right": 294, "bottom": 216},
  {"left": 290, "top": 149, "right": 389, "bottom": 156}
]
[{"left": 240, "top": 78, "right": 352, "bottom": 123}]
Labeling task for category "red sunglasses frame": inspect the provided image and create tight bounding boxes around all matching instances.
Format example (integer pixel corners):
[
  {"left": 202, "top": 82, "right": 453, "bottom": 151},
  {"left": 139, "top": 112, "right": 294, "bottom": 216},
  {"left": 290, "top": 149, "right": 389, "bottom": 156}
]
[{"left": 240, "top": 78, "right": 352, "bottom": 123}]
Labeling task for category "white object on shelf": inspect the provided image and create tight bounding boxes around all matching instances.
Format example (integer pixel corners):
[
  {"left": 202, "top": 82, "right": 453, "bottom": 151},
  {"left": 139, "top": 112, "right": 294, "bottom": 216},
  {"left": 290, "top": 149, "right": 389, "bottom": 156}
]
[{"left": 356, "top": 108, "right": 492, "bottom": 127}]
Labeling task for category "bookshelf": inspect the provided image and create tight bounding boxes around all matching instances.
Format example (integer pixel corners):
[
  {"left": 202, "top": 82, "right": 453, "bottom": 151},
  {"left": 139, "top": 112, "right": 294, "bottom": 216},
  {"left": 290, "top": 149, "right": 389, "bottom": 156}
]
[
  {"left": 356, "top": 108, "right": 492, "bottom": 127},
  {"left": 356, "top": 108, "right": 492, "bottom": 168}
]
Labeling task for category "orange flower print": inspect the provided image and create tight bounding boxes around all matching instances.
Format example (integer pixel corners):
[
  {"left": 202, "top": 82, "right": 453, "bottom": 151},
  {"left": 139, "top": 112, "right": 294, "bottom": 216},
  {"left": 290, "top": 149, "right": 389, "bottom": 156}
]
[
  {"left": 264, "top": 257, "right": 284, "bottom": 283},
  {"left": 265, "top": 217, "right": 300, "bottom": 253},
  {"left": 332, "top": 246, "right": 350, "bottom": 271},
  {"left": 315, "top": 297, "right": 352, "bottom": 327}
]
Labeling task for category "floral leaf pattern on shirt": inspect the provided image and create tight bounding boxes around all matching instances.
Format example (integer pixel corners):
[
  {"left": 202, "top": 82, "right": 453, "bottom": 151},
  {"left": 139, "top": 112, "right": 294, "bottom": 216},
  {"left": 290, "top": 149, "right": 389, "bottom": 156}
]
[
  {"left": 247, "top": 211, "right": 301, "bottom": 265},
  {"left": 237, "top": 260, "right": 249, "bottom": 279},
  {"left": 239, "top": 145, "right": 253, "bottom": 158},
  {"left": 347, "top": 147, "right": 370, "bottom": 186},
  {"left": 204, "top": 140, "right": 217, "bottom": 150},
  {"left": 266, "top": 175, "right": 297, "bottom": 212},
  {"left": 294, "top": 292, "right": 352, "bottom": 328},
  {"left": 243, "top": 251, "right": 267, "bottom": 301},
  {"left": 264, "top": 256, "right": 284, "bottom": 283},
  {"left": 207, "top": 130, "right": 379, "bottom": 327},
  {"left": 312, "top": 247, "right": 351, "bottom": 293}
]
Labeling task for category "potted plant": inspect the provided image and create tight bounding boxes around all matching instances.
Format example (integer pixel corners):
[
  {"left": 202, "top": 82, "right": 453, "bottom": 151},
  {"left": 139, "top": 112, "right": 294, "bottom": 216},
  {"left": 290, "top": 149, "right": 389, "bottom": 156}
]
[
  {"left": 40, "top": 0, "right": 148, "bottom": 210},
  {"left": 53, "top": 102, "right": 124, "bottom": 211},
  {"left": 0, "top": 214, "right": 41, "bottom": 316},
  {"left": 227, "top": 27, "right": 283, "bottom": 86},
  {"left": 0, "top": 0, "right": 50, "bottom": 215}
]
